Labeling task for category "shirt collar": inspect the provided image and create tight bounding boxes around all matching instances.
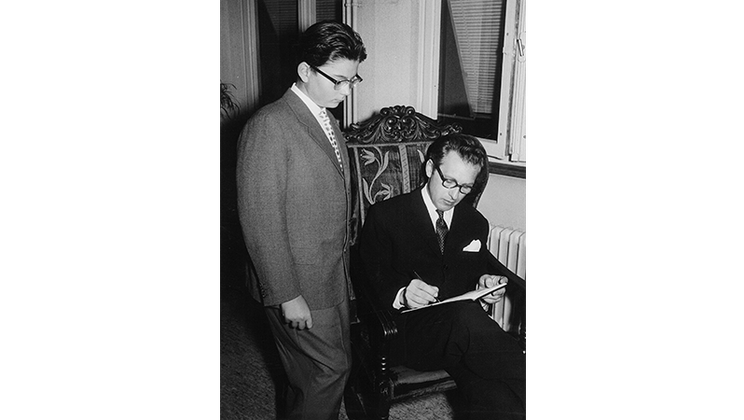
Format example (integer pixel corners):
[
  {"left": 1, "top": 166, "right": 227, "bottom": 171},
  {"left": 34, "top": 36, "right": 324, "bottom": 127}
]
[
  {"left": 421, "top": 186, "right": 453, "bottom": 229},
  {"left": 290, "top": 83, "right": 324, "bottom": 117}
]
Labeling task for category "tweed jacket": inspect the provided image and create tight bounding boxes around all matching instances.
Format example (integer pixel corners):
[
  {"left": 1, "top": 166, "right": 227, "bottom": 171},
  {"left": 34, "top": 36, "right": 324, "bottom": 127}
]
[
  {"left": 359, "top": 187, "right": 493, "bottom": 309},
  {"left": 237, "top": 89, "right": 352, "bottom": 309}
]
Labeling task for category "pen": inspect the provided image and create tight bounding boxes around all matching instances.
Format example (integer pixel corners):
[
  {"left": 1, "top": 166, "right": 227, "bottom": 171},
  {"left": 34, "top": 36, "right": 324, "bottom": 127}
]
[{"left": 412, "top": 270, "right": 440, "bottom": 303}]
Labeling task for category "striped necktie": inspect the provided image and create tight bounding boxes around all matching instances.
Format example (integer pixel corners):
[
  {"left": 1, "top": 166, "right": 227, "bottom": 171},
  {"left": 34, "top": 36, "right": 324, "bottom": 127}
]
[
  {"left": 436, "top": 210, "right": 448, "bottom": 254},
  {"left": 318, "top": 108, "right": 343, "bottom": 170}
]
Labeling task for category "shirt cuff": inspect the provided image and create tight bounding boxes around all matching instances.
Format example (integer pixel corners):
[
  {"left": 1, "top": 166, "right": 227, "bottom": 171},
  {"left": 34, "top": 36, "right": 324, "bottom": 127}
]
[
  {"left": 480, "top": 300, "right": 490, "bottom": 312},
  {"left": 392, "top": 287, "right": 406, "bottom": 309}
]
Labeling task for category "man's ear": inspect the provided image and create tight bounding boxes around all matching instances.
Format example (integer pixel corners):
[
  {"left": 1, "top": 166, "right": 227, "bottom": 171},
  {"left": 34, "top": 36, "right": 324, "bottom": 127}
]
[
  {"left": 297, "top": 62, "right": 311, "bottom": 83},
  {"left": 424, "top": 159, "right": 434, "bottom": 178}
]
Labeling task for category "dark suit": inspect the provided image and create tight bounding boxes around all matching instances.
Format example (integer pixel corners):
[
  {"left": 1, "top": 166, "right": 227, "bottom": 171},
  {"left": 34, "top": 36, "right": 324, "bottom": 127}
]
[
  {"left": 237, "top": 88, "right": 352, "bottom": 420},
  {"left": 359, "top": 187, "right": 526, "bottom": 420}
]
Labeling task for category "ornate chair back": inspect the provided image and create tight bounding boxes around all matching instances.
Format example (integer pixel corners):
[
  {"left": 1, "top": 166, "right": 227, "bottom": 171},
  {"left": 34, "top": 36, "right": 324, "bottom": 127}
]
[{"left": 345, "top": 105, "right": 489, "bottom": 247}]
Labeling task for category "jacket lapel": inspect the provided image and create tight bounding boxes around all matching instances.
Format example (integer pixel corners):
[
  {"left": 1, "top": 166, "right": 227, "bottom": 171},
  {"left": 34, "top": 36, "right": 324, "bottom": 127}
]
[
  {"left": 408, "top": 188, "right": 442, "bottom": 257},
  {"left": 283, "top": 90, "right": 345, "bottom": 178}
]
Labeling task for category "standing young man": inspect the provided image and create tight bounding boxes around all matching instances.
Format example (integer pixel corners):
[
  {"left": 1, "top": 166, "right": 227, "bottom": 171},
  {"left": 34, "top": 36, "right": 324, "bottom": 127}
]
[{"left": 236, "top": 21, "right": 366, "bottom": 420}]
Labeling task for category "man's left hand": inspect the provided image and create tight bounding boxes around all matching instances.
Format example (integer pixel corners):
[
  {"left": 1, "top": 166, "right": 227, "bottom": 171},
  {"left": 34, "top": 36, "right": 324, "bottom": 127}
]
[{"left": 477, "top": 274, "right": 508, "bottom": 305}]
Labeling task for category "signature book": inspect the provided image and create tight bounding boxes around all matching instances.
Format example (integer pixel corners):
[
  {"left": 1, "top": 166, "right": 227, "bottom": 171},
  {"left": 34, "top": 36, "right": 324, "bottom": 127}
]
[{"left": 401, "top": 282, "right": 508, "bottom": 313}]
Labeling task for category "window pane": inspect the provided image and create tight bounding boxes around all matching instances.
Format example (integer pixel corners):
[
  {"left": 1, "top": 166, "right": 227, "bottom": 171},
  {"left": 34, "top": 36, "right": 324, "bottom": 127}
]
[
  {"left": 451, "top": 0, "right": 503, "bottom": 114},
  {"left": 439, "top": 0, "right": 505, "bottom": 139},
  {"left": 257, "top": 0, "right": 298, "bottom": 106},
  {"left": 316, "top": 0, "right": 341, "bottom": 22}
]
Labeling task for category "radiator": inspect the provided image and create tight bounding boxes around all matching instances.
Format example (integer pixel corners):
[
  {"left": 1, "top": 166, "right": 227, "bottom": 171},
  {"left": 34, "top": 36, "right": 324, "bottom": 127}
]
[{"left": 487, "top": 225, "right": 526, "bottom": 330}]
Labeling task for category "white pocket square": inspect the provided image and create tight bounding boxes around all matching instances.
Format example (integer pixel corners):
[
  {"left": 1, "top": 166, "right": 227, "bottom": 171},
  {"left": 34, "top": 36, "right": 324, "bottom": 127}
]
[{"left": 462, "top": 239, "right": 481, "bottom": 252}]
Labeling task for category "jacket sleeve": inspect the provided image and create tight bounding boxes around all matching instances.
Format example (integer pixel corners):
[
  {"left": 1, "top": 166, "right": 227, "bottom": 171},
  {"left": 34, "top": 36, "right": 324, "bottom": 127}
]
[
  {"left": 358, "top": 204, "right": 412, "bottom": 308},
  {"left": 236, "top": 112, "right": 301, "bottom": 306}
]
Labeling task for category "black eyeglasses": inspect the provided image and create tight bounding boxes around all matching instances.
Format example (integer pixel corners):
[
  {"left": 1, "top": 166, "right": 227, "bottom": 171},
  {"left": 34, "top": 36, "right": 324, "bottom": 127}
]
[
  {"left": 434, "top": 166, "right": 474, "bottom": 194},
  {"left": 310, "top": 65, "right": 363, "bottom": 91}
]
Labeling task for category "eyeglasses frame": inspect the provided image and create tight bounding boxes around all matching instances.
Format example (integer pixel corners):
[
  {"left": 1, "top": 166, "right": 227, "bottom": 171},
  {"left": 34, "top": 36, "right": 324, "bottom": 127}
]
[
  {"left": 434, "top": 165, "right": 474, "bottom": 195},
  {"left": 310, "top": 65, "right": 363, "bottom": 90}
]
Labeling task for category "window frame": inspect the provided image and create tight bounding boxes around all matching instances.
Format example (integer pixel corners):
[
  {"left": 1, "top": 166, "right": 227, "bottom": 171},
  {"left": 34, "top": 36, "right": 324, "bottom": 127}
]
[
  {"left": 433, "top": 0, "right": 526, "bottom": 167},
  {"left": 496, "top": 0, "right": 526, "bottom": 163}
]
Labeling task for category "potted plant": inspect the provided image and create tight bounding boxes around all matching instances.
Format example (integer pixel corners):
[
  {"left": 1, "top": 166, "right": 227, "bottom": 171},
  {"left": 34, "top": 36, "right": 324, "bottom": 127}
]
[
  {"left": 217, "top": 79, "right": 238, "bottom": 120},
  {"left": 217, "top": 79, "right": 238, "bottom": 244}
]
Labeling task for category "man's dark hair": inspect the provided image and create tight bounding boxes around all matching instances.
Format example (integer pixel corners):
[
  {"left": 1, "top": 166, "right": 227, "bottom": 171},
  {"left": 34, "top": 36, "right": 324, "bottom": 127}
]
[
  {"left": 425, "top": 132, "right": 487, "bottom": 170},
  {"left": 297, "top": 20, "right": 367, "bottom": 67}
]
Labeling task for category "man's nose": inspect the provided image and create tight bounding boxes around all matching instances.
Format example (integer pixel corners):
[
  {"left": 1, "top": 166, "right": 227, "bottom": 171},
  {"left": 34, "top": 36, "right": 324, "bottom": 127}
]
[{"left": 339, "top": 84, "right": 352, "bottom": 96}]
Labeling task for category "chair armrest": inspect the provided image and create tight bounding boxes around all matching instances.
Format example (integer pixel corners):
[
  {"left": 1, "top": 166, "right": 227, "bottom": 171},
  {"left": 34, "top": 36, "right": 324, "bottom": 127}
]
[
  {"left": 357, "top": 279, "right": 399, "bottom": 343},
  {"left": 349, "top": 246, "right": 400, "bottom": 343}
]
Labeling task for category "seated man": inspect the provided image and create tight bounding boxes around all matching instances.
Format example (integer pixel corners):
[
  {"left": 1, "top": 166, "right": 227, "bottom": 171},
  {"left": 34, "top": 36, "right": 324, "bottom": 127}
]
[{"left": 358, "top": 133, "right": 526, "bottom": 420}]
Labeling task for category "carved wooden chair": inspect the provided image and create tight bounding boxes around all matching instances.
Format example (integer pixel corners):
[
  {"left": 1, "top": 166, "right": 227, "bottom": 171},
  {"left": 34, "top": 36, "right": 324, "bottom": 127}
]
[{"left": 342, "top": 105, "right": 526, "bottom": 420}]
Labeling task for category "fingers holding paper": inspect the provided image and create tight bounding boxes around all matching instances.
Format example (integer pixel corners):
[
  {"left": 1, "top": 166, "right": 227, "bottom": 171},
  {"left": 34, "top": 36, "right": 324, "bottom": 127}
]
[
  {"left": 477, "top": 274, "right": 508, "bottom": 305},
  {"left": 404, "top": 278, "right": 440, "bottom": 309}
]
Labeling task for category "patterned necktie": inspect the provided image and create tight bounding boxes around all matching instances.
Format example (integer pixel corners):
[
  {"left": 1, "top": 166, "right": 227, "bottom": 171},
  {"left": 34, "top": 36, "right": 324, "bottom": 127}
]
[
  {"left": 436, "top": 210, "right": 448, "bottom": 254},
  {"left": 318, "top": 108, "right": 343, "bottom": 170}
]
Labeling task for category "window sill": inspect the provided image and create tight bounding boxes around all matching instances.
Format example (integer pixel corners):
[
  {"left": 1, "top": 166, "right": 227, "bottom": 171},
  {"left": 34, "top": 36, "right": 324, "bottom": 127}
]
[{"left": 488, "top": 160, "right": 526, "bottom": 179}]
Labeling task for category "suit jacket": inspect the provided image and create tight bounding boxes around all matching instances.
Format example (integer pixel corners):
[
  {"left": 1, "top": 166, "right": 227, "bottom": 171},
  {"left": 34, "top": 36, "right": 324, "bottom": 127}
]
[
  {"left": 237, "top": 89, "right": 352, "bottom": 309},
  {"left": 359, "top": 187, "right": 492, "bottom": 308}
]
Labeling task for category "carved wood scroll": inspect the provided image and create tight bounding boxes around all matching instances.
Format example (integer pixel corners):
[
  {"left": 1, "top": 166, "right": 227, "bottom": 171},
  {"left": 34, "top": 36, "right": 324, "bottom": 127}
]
[{"left": 345, "top": 105, "right": 461, "bottom": 144}]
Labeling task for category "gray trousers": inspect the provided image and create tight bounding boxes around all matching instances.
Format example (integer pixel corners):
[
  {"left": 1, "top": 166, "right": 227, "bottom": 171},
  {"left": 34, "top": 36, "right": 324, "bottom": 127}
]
[{"left": 264, "top": 298, "right": 351, "bottom": 420}]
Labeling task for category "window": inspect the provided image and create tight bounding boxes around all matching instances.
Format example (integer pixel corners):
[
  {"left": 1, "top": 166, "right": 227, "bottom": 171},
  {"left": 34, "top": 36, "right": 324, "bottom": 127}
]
[
  {"left": 438, "top": 0, "right": 504, "bottom": 135},
  {"left": 437, "top": 0, "right": 525, "bottom": 164},
  {"left": 316, "top": 0, "right": 341, "bottom": 22},
  {"left": 256, "top": 0, "right": 299, "bottom": 106}
]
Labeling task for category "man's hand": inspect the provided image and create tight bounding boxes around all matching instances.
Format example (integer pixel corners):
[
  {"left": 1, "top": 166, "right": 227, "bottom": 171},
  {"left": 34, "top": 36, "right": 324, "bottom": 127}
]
[
  {"left": 280, "top": 295, "right": 313, "bottom": 330},
  {"left": 403, "top": 278, "right": 440, "bottom": 309},
  {"left": 477, "top": 274, "right": 508, "bottom": 305}
]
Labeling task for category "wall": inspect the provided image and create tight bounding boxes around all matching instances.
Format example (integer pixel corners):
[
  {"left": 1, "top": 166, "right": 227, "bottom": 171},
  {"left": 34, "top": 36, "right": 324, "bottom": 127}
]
[
  {"left": 221, "top": 0, "right": 260, "bottom": 254},
  {"left": 221, "top": 0, "right": 260, "bottom": 119},
  {"left": 355, "top": 1, "right": 419, "bottom": 121},
  {"left": 478, "top": 173, "right": 526, "bottom": 232},
  {"left": 354, "top": 0, "right": 430, "bottom": 122}
]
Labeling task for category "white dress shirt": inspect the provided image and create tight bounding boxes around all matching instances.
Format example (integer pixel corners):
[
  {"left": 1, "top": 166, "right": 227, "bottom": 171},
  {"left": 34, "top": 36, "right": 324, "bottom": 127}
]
[{"left": 391, "top": 187, "right": 453, "bottom": 309}]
